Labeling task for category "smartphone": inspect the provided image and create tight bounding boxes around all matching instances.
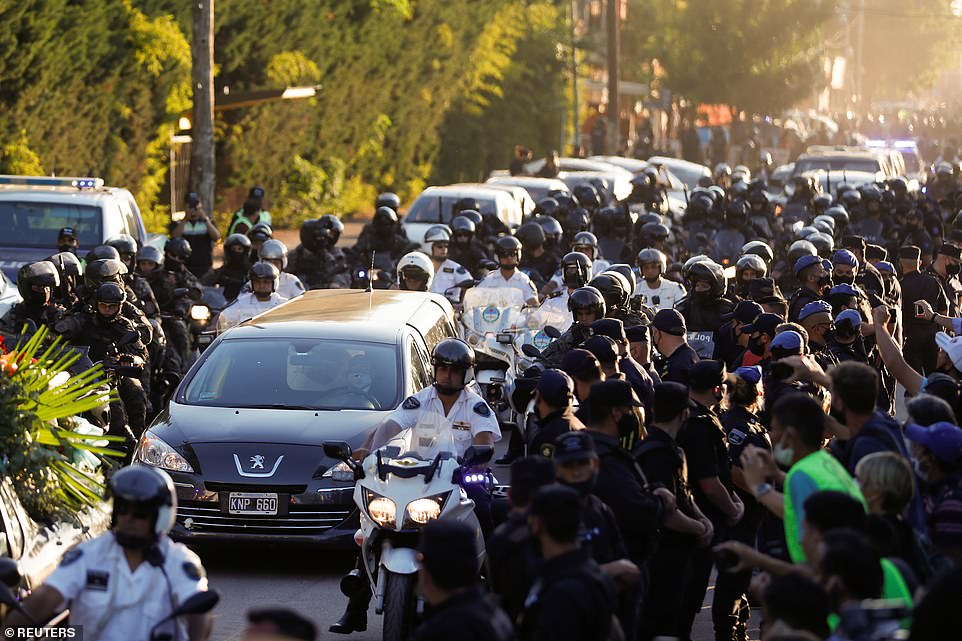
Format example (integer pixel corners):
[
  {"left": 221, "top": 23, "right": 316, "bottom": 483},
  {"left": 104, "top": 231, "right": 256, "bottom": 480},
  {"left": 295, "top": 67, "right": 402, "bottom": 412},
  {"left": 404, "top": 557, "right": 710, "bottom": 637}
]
[{"left": 915, "top": 302, "right": 924, "bottom": 318}]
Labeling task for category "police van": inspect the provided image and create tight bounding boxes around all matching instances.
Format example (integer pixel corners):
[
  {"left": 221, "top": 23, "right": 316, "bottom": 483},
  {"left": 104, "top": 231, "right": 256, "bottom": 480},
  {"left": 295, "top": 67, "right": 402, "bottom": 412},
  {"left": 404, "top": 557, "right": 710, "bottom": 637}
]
[{"left": 0, "top": 175, "right": 159, "bottom": 286}]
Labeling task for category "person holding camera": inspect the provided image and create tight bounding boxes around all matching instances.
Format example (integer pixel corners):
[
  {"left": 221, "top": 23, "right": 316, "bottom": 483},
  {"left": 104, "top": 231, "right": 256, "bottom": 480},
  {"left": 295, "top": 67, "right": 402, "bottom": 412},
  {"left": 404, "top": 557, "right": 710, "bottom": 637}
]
[{"left": 172, "top": 191, "right": 221, "bottom": 278}]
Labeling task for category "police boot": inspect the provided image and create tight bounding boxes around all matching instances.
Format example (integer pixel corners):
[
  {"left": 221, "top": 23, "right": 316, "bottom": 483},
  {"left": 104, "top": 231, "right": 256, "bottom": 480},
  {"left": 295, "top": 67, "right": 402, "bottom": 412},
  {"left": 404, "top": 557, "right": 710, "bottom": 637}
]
[{"left": 329, "top": 570, "right": 369, "bottom": 634}]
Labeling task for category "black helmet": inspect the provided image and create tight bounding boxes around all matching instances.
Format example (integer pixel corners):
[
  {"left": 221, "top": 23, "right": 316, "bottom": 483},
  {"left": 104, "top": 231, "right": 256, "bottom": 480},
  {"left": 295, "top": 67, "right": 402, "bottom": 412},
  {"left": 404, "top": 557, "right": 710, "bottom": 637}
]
[
  {"left": 740, "top": 240, "right": 774, "bottom": 265},
  {"left": 636, "top": 248, "right": 667, "bottom": 272},
  {"left": 787, "top": 239, "right": 818, "bottom": 264},
  {"left": 249, "top": 261, "right": 280, "bottom": 292},
  {"left": 164, "top": 237, "right": 192, "bottom": 261},
  {"left": 516, "top": 222, "right": 546, "bottom": 248},
  {"left": 18, "top": 261, "right": 60, "bottom": 295},
  {"left": 687, "top": 191, "right": 715, "bottom": 218},
  {"left": 808, "top": 232, "right": 834, "bottom": 256},
  {"left": 536, "top": 216, "right": 563, "bottom": 246},
  {"left": 46, "top": 251, "right": 82, "bottom": 293},
  {"left": 459, "top": 209, "right": 483, "bottom": 227},
  {"left": 450, "top": 215, "right": 476, "bottom": 242},
  {"left": 641, "top": 222, "right": 670, "bottom": 243},
  {"left": 889, "top": 177, "right": 908, "bottom": 198},
  {"left": 725, "top": 199, "right": 749, "bottom": 221},
  {"left": 86, "top": 245, "right": 121, "bottom": 264},
  {"left": 840, "top": 189, "right": 862, "bottom": 210},
  {"left": 299, "top": 219, "right": 321, "bottom": 250},
  {"left": 825, "top": 205, "right": 850, "bottom": 229},
  {"left": 572, "top": 231, "right": 599, "bottom": 259},
  {"left": 607, "top": 264, "right": 637, "bottom": 299},
  {"left": 431, "top": 338, "right": 475, "bottom": 392},
  {"left": 812, "top": 194, "right": 833, "bottom": 215},
  {"left": 573, "top": 184, "right": 601, "bottom": 211},
  {"left": 96, "top": 282, "right": 127, "bottom": 306},
  {"left": 536, "top": 197, "right": 560, "bottom": 218},
  {"left": 224, "top": 233, "right": 252, "bottom": 254},
  {"left": 494, "top": 235, "right": 522, "bottom": 259},
  {"left": 561, "top": 251, "right": 592, "bottom": 289},
  {"left": 563, "top": 209, "right": 591, "bottom": 237},
  {"left": 553, "top": 194, "right": 576, "bottom": 215},
  {"left": 107, "top": 465, "right": 176, "bottom": 542},
  {"left": 105, "top": 234, "right": 138, "bottom": 258},
  {"left": 637, "top": 212, "right": 663, "bottom": 228},
  {"left": 747, "top": 188, "right": 769, "bottom": 211},
  {"left": 85, "top": 259, "right": 127, "bottom": 291},
  {"left": 736, "top": 254, "right": 767, "bottom": 277},
  {"left": 568, "top": 286, "right": 606, "bottom": 319},
  {"left": 588, "top": 273, "right": 628, "bottom": 310},
  {"left": 318, "top": 214, "right": 344, "bottom": 246},
  {"left": 687, "top": 261, "right": 727, "bottom": 299},
  {"left": 454, "top": 198, "right": 482, "bottom": 215},
  {"left": 248, "top": 221, "right": 273, "bottom": 243},
  {"left": 375, "top": 192, "right": 401, "bottom": 212},
  {"left": 373, "top": 206, "right": 399, "bottom": 227},
  {"left": 137, "top": 245, "right": 164, "bottom": 269}
]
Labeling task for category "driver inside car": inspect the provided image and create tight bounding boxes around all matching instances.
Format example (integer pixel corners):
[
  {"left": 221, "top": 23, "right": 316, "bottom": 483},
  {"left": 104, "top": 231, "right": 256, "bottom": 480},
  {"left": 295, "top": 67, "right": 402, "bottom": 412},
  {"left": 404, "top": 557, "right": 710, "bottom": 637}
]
[{"left": 330, "top": 338, "right": 500, "bottom": 635}]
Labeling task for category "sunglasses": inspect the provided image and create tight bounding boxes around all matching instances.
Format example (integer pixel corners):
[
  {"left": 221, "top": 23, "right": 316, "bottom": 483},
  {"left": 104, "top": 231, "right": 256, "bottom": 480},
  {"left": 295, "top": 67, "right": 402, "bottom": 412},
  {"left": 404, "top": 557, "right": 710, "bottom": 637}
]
[{"left": 114, "top": 502, "right": 152, "bottom": 520}]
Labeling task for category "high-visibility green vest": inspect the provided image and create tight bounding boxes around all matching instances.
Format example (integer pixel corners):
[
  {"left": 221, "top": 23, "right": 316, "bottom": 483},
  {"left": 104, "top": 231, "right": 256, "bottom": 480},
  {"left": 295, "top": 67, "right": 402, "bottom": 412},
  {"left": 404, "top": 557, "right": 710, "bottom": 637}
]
[
  {"left": 783, "top": 449, "right": 865, "bottom": 563},
  {"left": 228, "top": 209, "right": 272, "bottom": 235},
  {"left": 828, "top": 560, "right": 913, "bottom": 632}
]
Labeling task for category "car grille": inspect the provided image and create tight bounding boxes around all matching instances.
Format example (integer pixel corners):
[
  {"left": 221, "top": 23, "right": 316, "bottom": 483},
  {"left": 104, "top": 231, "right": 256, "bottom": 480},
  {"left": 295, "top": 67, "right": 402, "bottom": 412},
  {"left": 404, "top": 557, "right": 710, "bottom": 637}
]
[{"left": 177, "top": 502, "right": 354, "bottom": 535}]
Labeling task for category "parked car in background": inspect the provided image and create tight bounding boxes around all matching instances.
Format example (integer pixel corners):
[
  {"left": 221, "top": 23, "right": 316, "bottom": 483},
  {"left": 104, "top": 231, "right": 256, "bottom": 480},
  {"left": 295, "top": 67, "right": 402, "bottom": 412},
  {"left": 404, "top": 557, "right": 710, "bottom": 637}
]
[
  {"left": 647, "top": 156, "right": 712, "bottom": 190},
  {"left": 403, "top": 184, "right": 524, "bottom": 250},
  {"left": 484, "top": 176, "right": 570, "bottom": 203}
]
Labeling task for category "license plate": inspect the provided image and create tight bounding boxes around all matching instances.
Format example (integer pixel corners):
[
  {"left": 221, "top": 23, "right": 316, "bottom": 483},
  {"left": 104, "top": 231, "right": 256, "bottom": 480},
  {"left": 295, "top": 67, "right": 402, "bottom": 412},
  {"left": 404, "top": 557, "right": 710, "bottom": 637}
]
[{"left": 227, "top": 492, "right": 278, "bottom": 515}]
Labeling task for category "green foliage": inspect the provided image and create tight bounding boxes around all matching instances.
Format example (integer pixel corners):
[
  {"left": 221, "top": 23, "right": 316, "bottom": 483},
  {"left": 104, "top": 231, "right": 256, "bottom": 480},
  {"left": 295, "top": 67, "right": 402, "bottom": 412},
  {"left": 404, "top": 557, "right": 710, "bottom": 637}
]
[
  {"left": 0, "top": 131, "right": 45, "bottom": 176},
  {"left": 626, "top": 0, "right": 831, "bottom": 113}
]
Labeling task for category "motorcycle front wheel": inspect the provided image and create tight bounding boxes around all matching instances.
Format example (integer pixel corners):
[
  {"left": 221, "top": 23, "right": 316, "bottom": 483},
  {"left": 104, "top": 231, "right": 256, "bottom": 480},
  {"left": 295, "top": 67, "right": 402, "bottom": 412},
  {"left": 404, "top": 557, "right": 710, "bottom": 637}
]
[{"left": 382, "top": 571, "right": 417, "bottom": 641}]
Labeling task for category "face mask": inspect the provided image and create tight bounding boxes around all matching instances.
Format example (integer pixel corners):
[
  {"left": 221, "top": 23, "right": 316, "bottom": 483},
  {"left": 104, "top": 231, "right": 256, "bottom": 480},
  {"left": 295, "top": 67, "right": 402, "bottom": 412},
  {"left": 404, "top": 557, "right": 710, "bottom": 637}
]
[
  {"left": 773, "top": 442, "right": 794, "bottom": 467},
  {"left": 748, "top": 335, "right": 765, "bottom": 357},
  {"left": 913, "top": 458, "right": 930, "bottom": 483},
  {"left": 817, "top": 274, "right": 833, "bottom": 290},
  {"left": 834, "top": 275, "right": 854, "bottom": 285},
  {"left": 822, "top": 329, "right": 836, "bottom": 344},
  {"left": 58, "top": 244, "right": 77, "bottom": 254},
  {"left": 694, "top": 290, "right": 714, "bottom": 305},
  {"left": 616, "top": 409, "right": 641, "bottom": 441},
  {"left": 559, "top": 473, "right": 598, "bottom": 498},
  {"left": 113, "top": 530, "right": 152, "bottom": 550},
  {"left": 947, "top": 263, "right": 961, "bottom": 277}
]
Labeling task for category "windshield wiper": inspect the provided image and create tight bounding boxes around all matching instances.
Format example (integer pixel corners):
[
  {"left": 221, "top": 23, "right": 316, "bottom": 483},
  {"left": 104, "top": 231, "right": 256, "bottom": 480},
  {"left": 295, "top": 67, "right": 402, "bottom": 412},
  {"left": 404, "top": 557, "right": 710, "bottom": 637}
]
[{"left": 235, "top": 404, "right": 319, "bottom": 410}]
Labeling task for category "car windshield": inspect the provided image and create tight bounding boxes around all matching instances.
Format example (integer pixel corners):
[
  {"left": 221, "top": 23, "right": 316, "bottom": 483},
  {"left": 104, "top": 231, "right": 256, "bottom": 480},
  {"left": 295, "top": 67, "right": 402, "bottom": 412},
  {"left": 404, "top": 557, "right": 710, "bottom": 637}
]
[
  {"left": 182, "top": 338, "right": 399, "bottom": 410},
  {"left": 794, "top": 158, "right": 880, "bottom": 174},
  {"left": 405, "top": 194, "right": 498, "bottom": 223},
  {"left": 0, "top": 202, "right": 101, "bottom": 248}
]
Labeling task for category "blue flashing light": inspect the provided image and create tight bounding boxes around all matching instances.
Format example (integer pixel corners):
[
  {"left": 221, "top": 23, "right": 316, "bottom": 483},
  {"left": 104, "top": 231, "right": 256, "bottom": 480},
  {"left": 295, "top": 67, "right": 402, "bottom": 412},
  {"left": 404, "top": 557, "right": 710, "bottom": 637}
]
[
  {"left": 0, "top": 175, "right": 104, "bottom": 189},
  {"left": 893, "top": 140, "right": 916, "bottom": 149}
]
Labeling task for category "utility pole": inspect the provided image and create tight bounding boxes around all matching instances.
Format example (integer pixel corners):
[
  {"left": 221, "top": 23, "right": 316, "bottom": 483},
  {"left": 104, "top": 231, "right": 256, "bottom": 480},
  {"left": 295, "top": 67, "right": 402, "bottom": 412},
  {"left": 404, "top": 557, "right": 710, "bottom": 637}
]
[
  {"left": 570, "top": 0, "right": 580, "bottom": 155},
  {"left": 190, "top": 0, "right": 215, "bottom": 215},
  {"left": 606, "top": 0, "right": 620, "bottom": 155},
  {"left": 855, "top": 2, "right": 865, "bottom": 112}
]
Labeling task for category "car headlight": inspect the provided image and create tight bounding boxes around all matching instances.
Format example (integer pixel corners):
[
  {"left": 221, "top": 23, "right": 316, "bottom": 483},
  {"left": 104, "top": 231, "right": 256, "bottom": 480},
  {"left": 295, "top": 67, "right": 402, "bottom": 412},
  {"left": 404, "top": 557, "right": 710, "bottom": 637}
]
[
  {"left": 363, "top": 488, "right": 396, "bottom": 527},
  {"left": 190, "top": 304, "right": 211, "bottom": 321},
  {"left": 322, "top": 461, "right": 355, "bottom": 482},
  {"left": 405, "top": 492, "right": 449, "bottom": 526},
  {"left": 133, "top": 433, "right": 194, "bottom": 473}
]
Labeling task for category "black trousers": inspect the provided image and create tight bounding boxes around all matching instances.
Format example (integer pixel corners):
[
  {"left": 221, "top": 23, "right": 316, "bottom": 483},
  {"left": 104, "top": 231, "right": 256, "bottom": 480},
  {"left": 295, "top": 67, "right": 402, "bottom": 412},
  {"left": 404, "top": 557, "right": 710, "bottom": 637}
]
[
  {"left": 637, "top": 542, "right": 693, "bottom": 641},
  {"left": 711, "top": 517, "right": 759, "bottom": 641}
]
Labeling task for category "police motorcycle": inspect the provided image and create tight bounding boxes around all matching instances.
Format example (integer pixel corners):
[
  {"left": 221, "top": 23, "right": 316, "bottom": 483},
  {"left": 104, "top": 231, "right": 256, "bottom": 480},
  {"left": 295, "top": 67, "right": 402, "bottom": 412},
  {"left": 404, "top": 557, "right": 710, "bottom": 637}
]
[
  {"left": 459, "top": 287, "right": 529, "bottom": 420},
  {"left": 0, "top": 557, "right": 220, "bottom": 641},
  {"left": 324, "top": 412, "right": 492, "bottom": 641},
  {"left": 352, "top": 254, "right": 398, "bottom": 290},
  {"left": 188, "top": 286, "right": 227, "bottom": 353}
]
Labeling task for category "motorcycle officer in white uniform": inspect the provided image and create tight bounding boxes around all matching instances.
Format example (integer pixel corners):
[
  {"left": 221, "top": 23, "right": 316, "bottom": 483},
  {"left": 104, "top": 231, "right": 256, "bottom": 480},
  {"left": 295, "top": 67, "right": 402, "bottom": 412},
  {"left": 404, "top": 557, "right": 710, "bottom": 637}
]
[
  {"left": 478, "top": 236, "right": 539, "bottom": 306},
  {"left": 217, "top": 262, "right": 289, "bottom": 331},
  {"left": 423, "top": 225, "right": 473, "bottom": 304},
  {"left": 395, "top": 251, "right": 435, "bottom": 292},
  {"left": 2, "top": 466, "right": 211, "bottom": 641},
  {"left": 257, "top": 239, "right": 306, "bottom": 299},
  {"left": 635, "top": 248, "right": 686, "bottom": 311}
]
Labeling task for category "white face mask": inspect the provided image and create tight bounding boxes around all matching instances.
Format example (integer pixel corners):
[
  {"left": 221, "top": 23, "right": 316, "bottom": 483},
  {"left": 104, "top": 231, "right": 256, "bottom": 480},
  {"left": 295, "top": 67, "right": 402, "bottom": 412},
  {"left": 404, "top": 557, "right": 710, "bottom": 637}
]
[{"left": 773, "top": 442, "right": 794, "bottom": 467}]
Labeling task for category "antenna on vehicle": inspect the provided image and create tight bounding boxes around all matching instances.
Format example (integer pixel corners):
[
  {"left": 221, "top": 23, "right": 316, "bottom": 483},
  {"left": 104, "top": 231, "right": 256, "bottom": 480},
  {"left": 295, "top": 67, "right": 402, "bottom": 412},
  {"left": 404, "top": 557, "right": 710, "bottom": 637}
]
[
  {"left": 826, "top": 169, "right": 831, "bottom": 196},
  {"left": 438, "top": 196, "right": 443, "bottom": 224},
  {"left": 366, "top": 251, "right": 375, "bottom": 294}
]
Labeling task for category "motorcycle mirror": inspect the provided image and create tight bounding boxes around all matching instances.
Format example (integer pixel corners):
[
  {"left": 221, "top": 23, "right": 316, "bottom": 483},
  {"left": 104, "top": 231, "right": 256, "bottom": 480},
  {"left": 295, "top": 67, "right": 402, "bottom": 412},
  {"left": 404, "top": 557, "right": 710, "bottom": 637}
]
[
  {"left": 173, "top": 287, "right": 190, "bottom": 297},
  {"left": 544, "top": 325, "right": 562, "bottom": 339},
  {"left": 521, "top": 343, "right": 542, "bottom": 359},
  {"left": 0, "top": 557, "right": 23, "bottom": 589},
  {"left": 323, "top": 441, "right": 353, "bottom": 462},
  {"left": 461, "top": 444, "right": 494, "bottom": 468}
]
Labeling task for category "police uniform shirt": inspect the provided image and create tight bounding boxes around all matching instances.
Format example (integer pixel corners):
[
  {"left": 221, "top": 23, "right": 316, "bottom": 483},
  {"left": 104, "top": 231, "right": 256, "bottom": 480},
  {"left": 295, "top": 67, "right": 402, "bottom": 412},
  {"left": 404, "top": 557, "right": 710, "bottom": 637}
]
[
  {"left": 45, "top": 534, "right": 207, "bottom": 641},
  {"left": 636, "top": 278, "right": 687, "bottom": 311},
  {"left": 678, "top": 401, "right": 733, "bottom": 525},
  {"left": 429, "top": 259, "right": 471, "bottom": 298},
  {"left": 216, "top": 291, "right": 289, "bottom": 331},
  {"left": 239, "top": 272, "right": 305, "bottom": 300},
  {"left": 478, "top": 268, "right": 539, "bottom": 303},
  {"left": 636, "top": 426, "right": 696, "bottom": 540},
  {"left": 659, "top": 342, "right": 700, "bottom": 385},
  {"left": 389, "top": 385, "right": 502, "bottom": 456}
]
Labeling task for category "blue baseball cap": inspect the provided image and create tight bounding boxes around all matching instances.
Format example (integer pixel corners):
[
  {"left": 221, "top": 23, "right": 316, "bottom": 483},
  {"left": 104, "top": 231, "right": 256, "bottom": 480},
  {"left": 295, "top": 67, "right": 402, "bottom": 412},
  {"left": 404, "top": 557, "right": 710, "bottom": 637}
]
[
  {"left": 734, "top": 366, "right": 762, "bottom": 385},
  {"left": 625, "top": 324, "right": 649, "bottom": 342},
  {"left": 799, "top": 300, "right": 833, "bottom": 323},
  {"left": 835, "top": 309, "right": 862, "bottom": 327},
  {"left": 905, "top": 422, "right": 962, "bottom": 464},
  {"left": 822, "top": 259, "right": 833, "bottom": 272},
  {"left": 876, "top": 261, "right": 896, "bottom": 275},
  {"left": 770, "top": 330, "right": 804, "bottom": 356},
  {"left": 793, "top": 254, "right": 822, "bottom": 276},
  {"left": 828, "top": 283, "right": 860, "bottom": 298},
  {"left": 832, "top": 249, "right": 858, "bottom": 267}
]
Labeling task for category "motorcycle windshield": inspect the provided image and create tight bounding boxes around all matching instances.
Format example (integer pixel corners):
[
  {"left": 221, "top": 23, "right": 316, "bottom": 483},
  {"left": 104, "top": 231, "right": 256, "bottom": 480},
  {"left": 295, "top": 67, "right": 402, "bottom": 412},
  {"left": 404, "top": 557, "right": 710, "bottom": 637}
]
[
  {"left": 515, "top": 305, "right": 567, "bottom": 354},
  {"left": 461, "top": 288, "right": 527, "bottom": 337},
  {"left": 384, "top": 410, "right": 460, "bottom": 460},
  {"left": 711, "top": 229, "right": 746, "bottom": 266}
]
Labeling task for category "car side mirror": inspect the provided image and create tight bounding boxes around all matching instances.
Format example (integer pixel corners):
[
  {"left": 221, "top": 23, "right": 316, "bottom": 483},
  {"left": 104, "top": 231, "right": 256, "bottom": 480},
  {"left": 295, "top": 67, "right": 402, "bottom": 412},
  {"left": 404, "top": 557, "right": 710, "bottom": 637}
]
[
  {"left": 461, "top": 444, "right": 494, "bottom": 468},
  {"left": 544, "top": 325, "right": 562, "bottom": 339},
  {"left": 0, "top": 558, "right": 23, "bottom": 589},
  {"left": 323, "top": 441, "right": 353, "bottom": 462},
  {"left": 521, "top": 343, "right": 542, "bottom": 359}
]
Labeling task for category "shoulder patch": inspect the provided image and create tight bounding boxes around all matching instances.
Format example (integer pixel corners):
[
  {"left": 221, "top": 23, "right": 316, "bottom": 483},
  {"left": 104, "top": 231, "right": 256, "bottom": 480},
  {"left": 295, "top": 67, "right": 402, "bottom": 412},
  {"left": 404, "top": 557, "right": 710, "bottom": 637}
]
[
  {"left": 456, "top": 267, "right": 467, "bottom": 274},
  {"left": 473, "top": 401, "right": 492, "bottom": 418},
  {"left": 402, "top": 396, "right": 421, "bottom": 410},
  {"left": 540, "top": 443, "right": 555, "bottom": 458},
  {"left": 182, "top": 561, "right": 204, "bottom": 581},
  {"left": 728, "top": 429, "right": 747, "bottom": 445},
  {"left": 61, "top": 548, "right": 82, "bottom": 567}
]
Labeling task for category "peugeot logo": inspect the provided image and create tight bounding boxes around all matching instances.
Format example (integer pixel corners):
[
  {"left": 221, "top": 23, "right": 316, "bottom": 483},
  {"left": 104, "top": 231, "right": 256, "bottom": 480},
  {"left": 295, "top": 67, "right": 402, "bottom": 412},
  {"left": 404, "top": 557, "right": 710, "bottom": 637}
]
[{"left": 233, "top": 454, "right": 284, "bottom": 478}]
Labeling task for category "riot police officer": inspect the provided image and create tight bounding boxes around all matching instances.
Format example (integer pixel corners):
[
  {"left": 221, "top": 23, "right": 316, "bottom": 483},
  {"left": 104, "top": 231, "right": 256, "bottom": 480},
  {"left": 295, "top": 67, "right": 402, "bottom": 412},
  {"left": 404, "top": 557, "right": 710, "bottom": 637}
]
[
  {"left": 106, "top": 235, "right": 160, "bottom": 319},
  {"left": 289, "top": 216, "right": 352, "bottom": 289},
  {"left": 537, "top": 287, "right": 606, "bottom": 368},
  {"left": 676, "top": 261, "right": 735, "bottom": 332},
  {"left": 352, "top": 206, "right": 418, "bottom": 265},
  {"left": 2, "top": 466, "right": 211, "bottom": 641},
  {"left": 448, "top": 215, "right": 492, "bottom": 278},
  {"left": 3, "top": 261, "right": 66, "bottom": 331},
  {"left": 152, "top": 238, "right": 201, "bottom": 368}
]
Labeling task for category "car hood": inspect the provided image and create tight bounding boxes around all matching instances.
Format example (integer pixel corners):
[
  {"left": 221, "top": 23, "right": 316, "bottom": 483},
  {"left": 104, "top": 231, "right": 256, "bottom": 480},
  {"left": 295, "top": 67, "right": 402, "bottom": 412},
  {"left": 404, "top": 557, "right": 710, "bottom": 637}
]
[
  {"left": 0, "top": 247, "right": 56, "bottom": 282},
  {"left": 149, "top": 403, "right": 386, "bottom": 482}
]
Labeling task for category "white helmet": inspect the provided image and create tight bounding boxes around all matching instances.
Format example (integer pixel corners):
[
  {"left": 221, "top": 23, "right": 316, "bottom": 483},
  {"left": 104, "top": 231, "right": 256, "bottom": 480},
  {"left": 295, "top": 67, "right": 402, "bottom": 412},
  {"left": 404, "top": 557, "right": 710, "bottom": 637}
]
[
  {"left": 397, "top": 251, "right": 435, "bottom": 291},
  {"left": 424, "top": 224, "right": 452, "bottom": 246},
  {"left": 258, "top": 239, "right": 289, "bottom": 269}
]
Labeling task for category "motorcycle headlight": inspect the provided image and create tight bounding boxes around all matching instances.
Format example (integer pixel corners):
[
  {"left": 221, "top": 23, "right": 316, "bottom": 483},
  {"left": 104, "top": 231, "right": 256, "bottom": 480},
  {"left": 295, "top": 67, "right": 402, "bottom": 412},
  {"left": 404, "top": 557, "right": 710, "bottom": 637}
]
[
  {"left": 363, "top": 488, "right": 396, "bottom": 527},
  {"left": 322, "top": 461, "right": 355, "bottom": 482},
  {"left": 134, "top": 433, "right": 194, "bottom": 473},
  {"left": 190, "top": 304, "right": 211, "bottom": 321},
  {"left": 405, "top": 492, "right": 450, "bottom": 527}
]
